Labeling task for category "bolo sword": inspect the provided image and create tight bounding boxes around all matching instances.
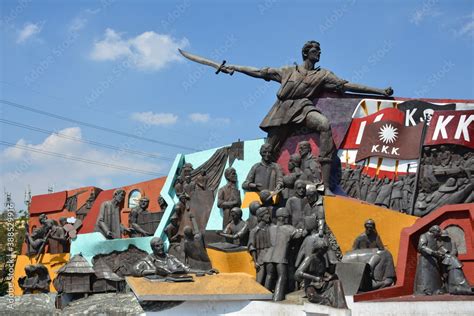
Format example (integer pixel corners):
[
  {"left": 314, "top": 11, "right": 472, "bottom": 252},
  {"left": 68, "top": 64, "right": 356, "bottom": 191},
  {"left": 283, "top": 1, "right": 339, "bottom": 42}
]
[{"left": 178, "top": 49, "right": 234, "bottom": 75}]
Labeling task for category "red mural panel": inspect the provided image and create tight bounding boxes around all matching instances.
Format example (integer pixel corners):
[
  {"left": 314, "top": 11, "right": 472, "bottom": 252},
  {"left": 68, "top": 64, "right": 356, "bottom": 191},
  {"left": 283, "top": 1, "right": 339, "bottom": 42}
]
[
  {"left": 30, "top": 191, "right": 67, "bottom": 214},
  {"left": 354, "top": 203, "right": 474, "bottom": 302},
  {"left": 79, "top": 189, "right": 115, "bottom": 234}
]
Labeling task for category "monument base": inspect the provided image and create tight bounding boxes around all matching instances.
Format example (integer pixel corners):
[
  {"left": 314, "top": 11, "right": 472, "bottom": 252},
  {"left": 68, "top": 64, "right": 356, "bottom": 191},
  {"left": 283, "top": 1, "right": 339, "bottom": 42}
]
[{"left": 126, "top": 273, "right": 271, "bottom": 301}]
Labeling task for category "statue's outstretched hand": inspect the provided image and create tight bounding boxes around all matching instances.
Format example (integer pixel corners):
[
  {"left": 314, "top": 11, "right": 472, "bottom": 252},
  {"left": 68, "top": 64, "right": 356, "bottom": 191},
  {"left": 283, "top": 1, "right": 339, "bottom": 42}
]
[{"left": 384, "top": 87, "right": 394, "bottom": 96}]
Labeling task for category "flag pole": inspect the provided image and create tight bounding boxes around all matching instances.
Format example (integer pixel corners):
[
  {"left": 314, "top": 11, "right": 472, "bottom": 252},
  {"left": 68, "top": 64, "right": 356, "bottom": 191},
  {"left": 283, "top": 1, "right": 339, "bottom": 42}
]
[{"left": 408, "top": 122, "right": 428, "bottom": 215}]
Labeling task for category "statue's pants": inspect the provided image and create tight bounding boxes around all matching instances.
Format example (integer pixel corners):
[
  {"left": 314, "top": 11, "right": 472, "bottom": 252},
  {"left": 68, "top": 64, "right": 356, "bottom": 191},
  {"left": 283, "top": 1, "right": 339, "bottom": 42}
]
[{"left": 265, "top": 262, "right": 288, "bottom": 301}]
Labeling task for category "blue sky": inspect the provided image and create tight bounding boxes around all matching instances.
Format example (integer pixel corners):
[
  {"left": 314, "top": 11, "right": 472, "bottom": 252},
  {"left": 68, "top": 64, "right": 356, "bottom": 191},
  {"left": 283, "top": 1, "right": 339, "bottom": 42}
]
[{"left": 1, "top": 0, "right": 473, "bottom": 209}]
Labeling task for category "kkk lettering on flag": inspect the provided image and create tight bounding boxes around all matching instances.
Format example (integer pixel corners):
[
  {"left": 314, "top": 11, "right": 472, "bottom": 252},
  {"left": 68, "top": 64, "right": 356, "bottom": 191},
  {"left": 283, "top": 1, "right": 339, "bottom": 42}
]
[
  {"left": 340, "top": 108, "right": 405, "bottom": 149},
  {"left": 397, "top": 100, "right": 456, "bottom": 126},
  {"left": 355, "top": 121, "right": 424, "bottom": 162},
  {"left": 424, "top": 110, "right": 474, "bottom": 149}
]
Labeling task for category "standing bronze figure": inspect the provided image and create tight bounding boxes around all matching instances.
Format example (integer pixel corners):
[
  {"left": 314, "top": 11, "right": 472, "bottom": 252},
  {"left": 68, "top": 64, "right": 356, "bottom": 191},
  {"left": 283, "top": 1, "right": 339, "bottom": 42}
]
[
  {"left": 248, "top": 207, "right": 272, "bottom": 285},
  {"left": 414, "top": 225, "right": 444, "bottom": 295},
  {"left": 180, "top": 41, "right": 392, "bottom": 195},
  {"left": 95, "top": 189, "right": 126, "bottom": 239},
  {"left": 128, "top": 197, "right": 153, "bottom": 237},
  {"left": 217, "top": 167, "right": 242, "bottom": 229}
]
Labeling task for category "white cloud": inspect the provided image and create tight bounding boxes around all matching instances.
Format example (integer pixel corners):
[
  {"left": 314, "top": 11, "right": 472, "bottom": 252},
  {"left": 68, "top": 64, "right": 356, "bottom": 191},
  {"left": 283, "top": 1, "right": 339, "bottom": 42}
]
[
  {"left": 16, "top": 22, "right": 42, "bottom": 44},
  {"left": 188, "top": 113, "right": 230, "bottom": 125},
  {"left": 90, "top": 28, "right": 189, "bottom": 71},
  {"left": 69, "top": 16, "right": 87, "bottom": 32},
  {"left": 410, "top": 5, "right": 442, "bottom": 25},
  {"left": 68, "top": 8, "right": 102, "bottom": 32},
  {"left": 131, "top": 111, "right": 178, "bottom": 126},
  {"left": 189, "top": 113, "right": 210, "bottom": 123},
  {"left": 1, "top": 127, "right": 166, "bottom": 210},
  {"left": 457, "top": 14, "right": 474, "bottom": 37}
]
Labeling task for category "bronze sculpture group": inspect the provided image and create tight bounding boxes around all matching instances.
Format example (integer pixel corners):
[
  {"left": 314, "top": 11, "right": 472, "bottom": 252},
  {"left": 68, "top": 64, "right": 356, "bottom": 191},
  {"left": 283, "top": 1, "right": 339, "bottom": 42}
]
[
  {"left": 414, "top": 225, "right": 473, "bottom": 295},
  {"left": 180, "top": 40, "right": 392, "bottom": 196},
  {"left": 22, "top": 40, "right": 472, "bottom": 311}
]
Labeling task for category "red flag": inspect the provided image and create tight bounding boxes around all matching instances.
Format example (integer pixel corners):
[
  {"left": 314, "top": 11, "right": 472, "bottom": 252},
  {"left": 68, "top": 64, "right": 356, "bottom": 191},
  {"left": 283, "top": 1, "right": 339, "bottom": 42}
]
[
  {"left": 355, "top": 121, "right": 424, "bottom": 162},
  {"left": 424, "top": 110, "right": 474, "bottom": 149},
  {"left": 340, "top": 108, "right": 405, "bottom": 149}
]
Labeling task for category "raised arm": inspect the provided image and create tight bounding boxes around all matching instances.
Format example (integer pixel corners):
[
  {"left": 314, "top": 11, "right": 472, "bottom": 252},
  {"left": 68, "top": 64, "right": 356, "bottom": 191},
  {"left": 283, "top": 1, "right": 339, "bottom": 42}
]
[
  {"left": 344, "top": 82, "right": 393, "bottom": 96},
  {"left": 225, "top": 65, "right": 283, "bottom": 83},
  {"left": 178, "top": 49, "right": 283, "bottom": 83},
  {"left": 324, "top": 70, "right": 393, "bottom": 96}
]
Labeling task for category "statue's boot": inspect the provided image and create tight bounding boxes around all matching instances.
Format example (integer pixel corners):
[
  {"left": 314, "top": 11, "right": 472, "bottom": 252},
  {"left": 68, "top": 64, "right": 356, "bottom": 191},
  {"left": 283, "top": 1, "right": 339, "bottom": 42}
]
[
  {"left": 318, "top": 127, "right": 336, "bottom": 196},
  {"left": 321, "top": 160, "right": 335, "bottom": 196}
]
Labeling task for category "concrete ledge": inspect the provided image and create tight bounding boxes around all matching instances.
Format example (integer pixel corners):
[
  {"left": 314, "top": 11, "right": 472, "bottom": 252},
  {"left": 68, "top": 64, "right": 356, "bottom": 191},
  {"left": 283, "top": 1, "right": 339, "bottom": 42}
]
[
  {"left": 127, "top": 273, "right": 272, "bottom": 302},
  {"left": 304, "top": 302, "right": 351, "bottom": 316},
  {"left": 346, "top": 295, "right": 474, "bottom": 316}
]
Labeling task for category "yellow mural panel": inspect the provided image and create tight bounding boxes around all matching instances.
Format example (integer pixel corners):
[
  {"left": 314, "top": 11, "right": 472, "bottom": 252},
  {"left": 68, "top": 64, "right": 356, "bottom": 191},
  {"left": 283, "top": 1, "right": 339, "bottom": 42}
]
[
  {"left": 325, "top": 196, "right": 418, "bottom": 265},
  {"left": 13, "top": 253, "right": 69, "bottom": 296}
]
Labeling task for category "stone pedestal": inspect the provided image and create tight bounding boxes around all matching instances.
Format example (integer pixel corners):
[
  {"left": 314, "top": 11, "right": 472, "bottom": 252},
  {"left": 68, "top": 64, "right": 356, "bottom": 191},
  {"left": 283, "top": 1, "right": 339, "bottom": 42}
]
[{"left": 126, "top": 273, "right": 272, "bottom": 301}]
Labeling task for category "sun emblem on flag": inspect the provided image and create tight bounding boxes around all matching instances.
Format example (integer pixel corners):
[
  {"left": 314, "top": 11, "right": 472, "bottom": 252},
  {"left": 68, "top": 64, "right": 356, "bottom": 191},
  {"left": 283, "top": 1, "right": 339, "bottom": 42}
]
[{"left": 378, "top": 124, "right": 398, "bottom": 144}]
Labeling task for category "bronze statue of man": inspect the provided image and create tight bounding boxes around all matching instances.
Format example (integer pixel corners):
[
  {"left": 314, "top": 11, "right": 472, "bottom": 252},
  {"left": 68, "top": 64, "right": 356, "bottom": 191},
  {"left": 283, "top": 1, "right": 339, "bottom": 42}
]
[
  {"left": 128, "top": 197, "right": 153, "bottom": 237},
  {"left": 248, "top": 207, "right": 272, "bottom": 285},
  {"left": 282, "top": 153, "right": 303, "bottom": 200},
  {"left": 242, "top": 143, "right": 283, "bottom": 192},
  {"left": 95, "top": 188, "right": 126, "bottom": 239},
  {"left": 263, "top": 207, "right": 304, "bottom": 301},
  {"left": 295, "top": 237, "right": 347, "bottom": 308},
  {"left": 352, "top": 219, "right": 384, "bottom": 250},
  {"left": 414, "top": 225, "right": 444, "bottom": 295},
  {"left": 299, "top": 141, "right": 321, "bottom": 183},
  {"left": 134, "top": 237, "right": 217, "bottom": 277},
  {"left": 180, "top": 41, "right": 393, "bottom": 195},
  {"left": 218, "top": 207, "right": 249, "bottom": 246},
  {"left": 217, "top": 167, "right": 242, "bottom": 229}
]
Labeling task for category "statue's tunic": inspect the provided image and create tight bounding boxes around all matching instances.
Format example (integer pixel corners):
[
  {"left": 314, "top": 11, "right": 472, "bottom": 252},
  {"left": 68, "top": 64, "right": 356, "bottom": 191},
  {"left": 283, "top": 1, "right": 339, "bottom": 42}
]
[
  {"left": 223, "top": 220, "right": 248, "bottom": 246},
  {"left": 300, "top": 154, "right": 321, "bottom": 183},
  {"left": 352, "top": 232, "right": 384, "bottom": 250},
  {"left": 217, "top": 182, "right": 241, "bottom": 228},
  {"left": 259, "top": 66, "right": 347, "bottom": 131},
  {"left": 95, "top": 200, "right": 121, "bottom": 239},
  {"left": 286, "top": 195, "right": 308, "bottom": 229},
  {"left": 128, "top": 207, "right": 149, "bottom": 237},
  {"left": 242, "top": 161, "right": 283, "bottom": 192},
  {"left": 262, "top": 224, "right": 301, "bottom": 264},
  {"left": 248, "top": 224, "right": 271, "bottom": 265}
]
